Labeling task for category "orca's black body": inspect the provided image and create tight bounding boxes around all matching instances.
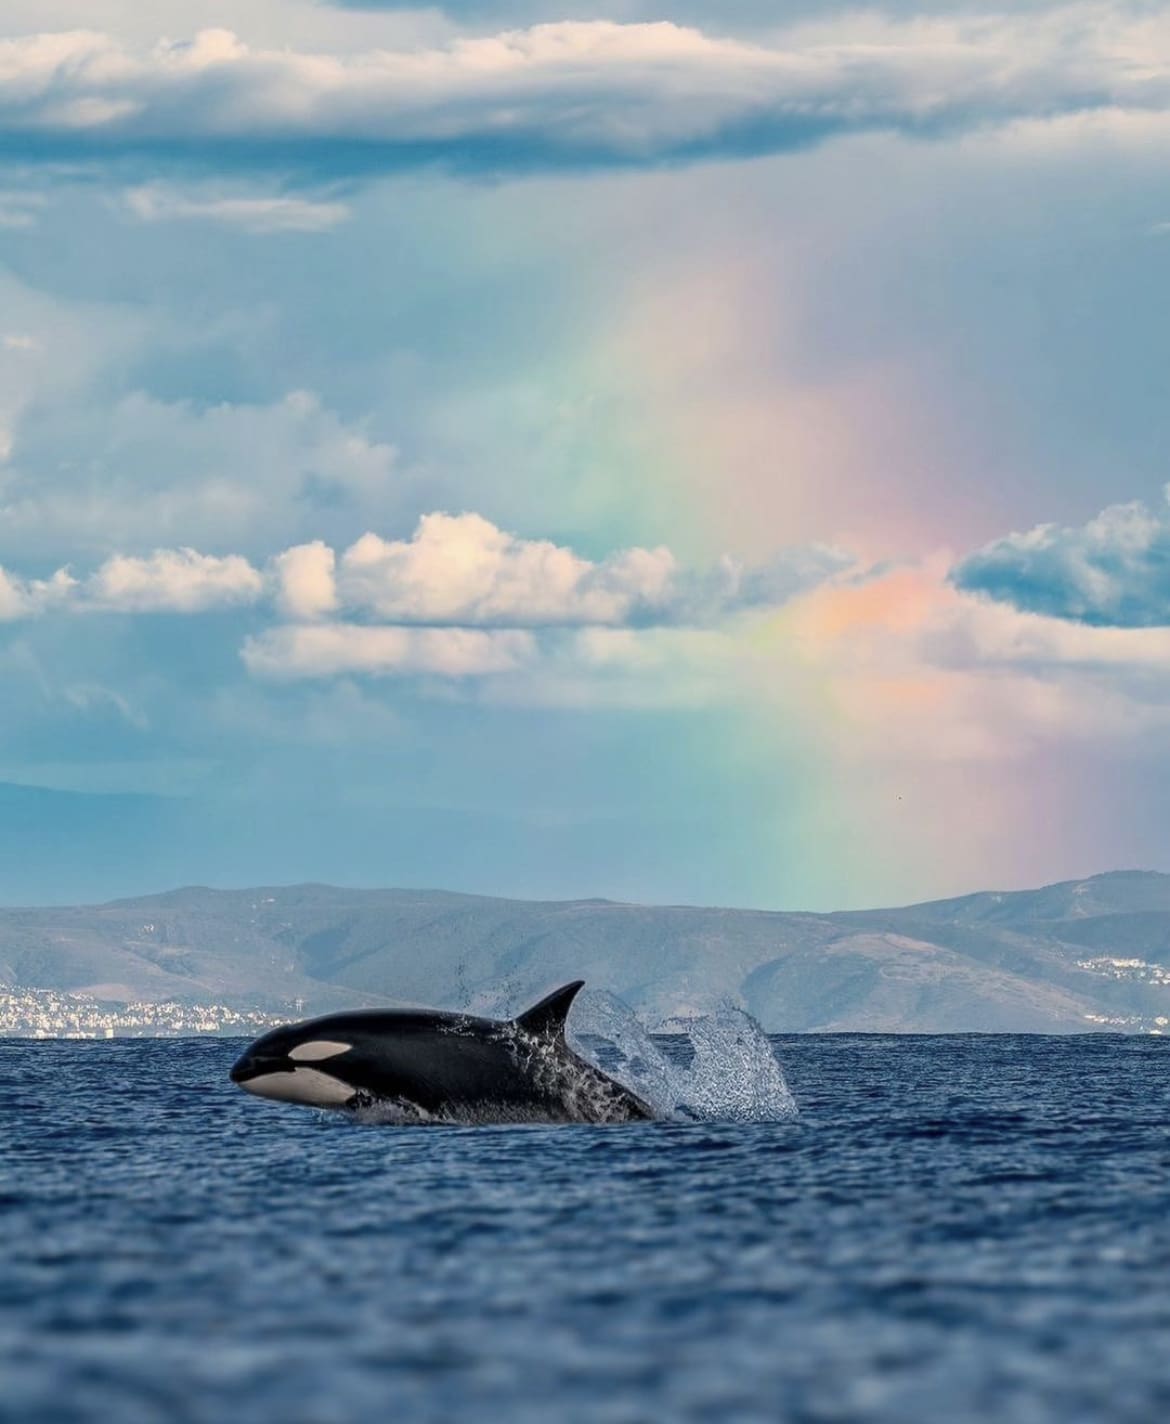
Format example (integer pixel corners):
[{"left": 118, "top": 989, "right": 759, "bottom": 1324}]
[{"left": 230, "top": 981, "right": 654, "bottom": 1124}]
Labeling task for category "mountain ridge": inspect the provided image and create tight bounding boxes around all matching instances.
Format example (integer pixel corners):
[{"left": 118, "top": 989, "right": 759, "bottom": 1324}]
[{"left": 2, "top": 871, "right": 1169, "bottom": 1033}]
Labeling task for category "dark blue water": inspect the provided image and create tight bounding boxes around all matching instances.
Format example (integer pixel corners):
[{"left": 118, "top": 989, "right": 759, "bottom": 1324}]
[{"left": 2, "top": 1035, "right": 1169, "bottom": 1423}]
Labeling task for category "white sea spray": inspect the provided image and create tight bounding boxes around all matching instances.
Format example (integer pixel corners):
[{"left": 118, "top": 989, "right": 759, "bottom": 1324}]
[{"left": 569, "top": 990, "right": 798, "bottom": 1122}]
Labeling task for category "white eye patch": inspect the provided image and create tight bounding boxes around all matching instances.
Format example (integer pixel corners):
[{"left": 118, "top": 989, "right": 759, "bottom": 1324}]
[{"left": 288, "top": 1040, "right": 352, "bottom": 1062}]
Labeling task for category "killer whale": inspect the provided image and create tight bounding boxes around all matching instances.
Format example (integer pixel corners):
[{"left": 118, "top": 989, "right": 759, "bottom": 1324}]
[{"left": 229, "top": 981, "right": 655, "bottom": 1124}]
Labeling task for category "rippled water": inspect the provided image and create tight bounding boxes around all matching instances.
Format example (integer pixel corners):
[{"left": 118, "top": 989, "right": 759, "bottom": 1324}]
[{"left": 2, "top": 1034, "right": 1169, "bottom": 1423}]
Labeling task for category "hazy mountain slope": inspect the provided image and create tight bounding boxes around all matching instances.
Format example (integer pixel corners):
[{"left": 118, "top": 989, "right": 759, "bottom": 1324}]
[{"left": 2, "top": 872, "right": 1169, "bottom": 1031}]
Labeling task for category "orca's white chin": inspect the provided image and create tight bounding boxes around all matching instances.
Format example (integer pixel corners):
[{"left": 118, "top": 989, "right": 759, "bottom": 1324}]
[{"left": 238, "top": 1067, "right": 355, "bottom": 1108}]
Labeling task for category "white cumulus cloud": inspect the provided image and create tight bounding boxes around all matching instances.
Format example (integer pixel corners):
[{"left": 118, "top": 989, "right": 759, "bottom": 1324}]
[
  {"left": 273, "top": 541, "right": 339, "bottom": 621},
  {"left": 85, "top": 548, "right": 264, "bottom": 613},
  {"left": 337, "top": 512, "right": 677, "bottom": 626},
  {"left": 0, "top": 565, "right": 74, "bottom": 620}
]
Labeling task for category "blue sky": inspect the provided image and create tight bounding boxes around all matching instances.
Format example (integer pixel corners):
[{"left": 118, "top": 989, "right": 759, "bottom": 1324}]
[{"left": 1, "top": 1, "right": 1170, "bottom": 907}]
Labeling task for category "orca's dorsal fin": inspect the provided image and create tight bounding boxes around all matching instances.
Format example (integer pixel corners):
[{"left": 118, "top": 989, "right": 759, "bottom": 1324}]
[{"left": 514, "top": 981, "right": 584, "bottom": 1040}]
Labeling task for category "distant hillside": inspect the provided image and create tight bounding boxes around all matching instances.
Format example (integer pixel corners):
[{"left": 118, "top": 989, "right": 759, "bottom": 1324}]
[{"left": 2, "top": 872, "right": 1170, "bottom": 1032}]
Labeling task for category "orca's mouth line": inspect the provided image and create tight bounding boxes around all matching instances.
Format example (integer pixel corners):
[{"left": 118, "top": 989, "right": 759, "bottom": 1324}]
[{"left": 229, "top": 1053, "right": 296, "bottom": 1084}]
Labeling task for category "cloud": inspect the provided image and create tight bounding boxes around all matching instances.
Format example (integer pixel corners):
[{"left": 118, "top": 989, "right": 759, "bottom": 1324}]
[
  {"left": 2, "top": 547, "right": 263, "bottom": 618},
  {"left": 952, "top": 491, "right": 1170, "bottom": 627},
  {"left": 338, "top": 512, "right": 676, "bottom": 626},
  {"left": 0, "top": 508, "right": 865, "bottom": 711},
  {"left": 242, "top": 623, "right": 536, "bottom": 679},
  {"left": 690, "top": 545, "right": 856, "bottom": 620},
  {"left": 0, "top": 267, "right": 151, "bottom": 511},
  {"left": 480, "top": 624, "right": 767, "bottom": 709},
  {"left": 326, "top": 515, "right": 847, "bottom": 629},
  {"left": 0, "top": 565, "right": 73, "bottom": 620},
  {"left": 61, "top": 681, "right": 149, "bottom": 731},
  {"left": 273, "top": 541, "right": 339, "bottom": 621},
  {"left": 803, "top": 556, "right": 1170, "bottom": 677},
  {"left": 780, "top": 558, "right": 1170, "bottom": 769},
  {"left": 2, "top": 11, "right": 1169, "bottom": 179},
  {"left": 0, "top": 513, "right": 848, "bottom": 635},
  {"left": 241, "top": 525, "right": 858, "bottom": 694},
  {"left": 933, "top": 588, "right": 1170, "bottom": 674},
  {"left": 84, "top": 548, "right": 264, "bottom": 612},
  {"left": 124, "top": 184, "right": 351, "bottom": 233},
  {"left": 1, "top": 388, "right": 398, "bottom": 561}
]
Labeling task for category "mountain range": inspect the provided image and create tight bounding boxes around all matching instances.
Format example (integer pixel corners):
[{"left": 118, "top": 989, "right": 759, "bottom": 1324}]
[{"left": 3, "top": 871, "right": 1170, "bottom": 1032}]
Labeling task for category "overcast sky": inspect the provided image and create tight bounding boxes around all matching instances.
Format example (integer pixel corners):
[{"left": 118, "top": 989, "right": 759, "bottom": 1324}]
[{"left": 2, "top": 0, "right": 1169, "bottom": 907}]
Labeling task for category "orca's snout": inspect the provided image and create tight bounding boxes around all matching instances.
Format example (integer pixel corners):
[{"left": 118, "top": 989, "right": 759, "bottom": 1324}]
[{"left": 230, "top": 1049, "right": 293, "bottom": 1085}]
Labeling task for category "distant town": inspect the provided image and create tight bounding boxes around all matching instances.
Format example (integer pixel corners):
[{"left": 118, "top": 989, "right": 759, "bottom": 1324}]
[
  {"left": 1075, "top": 956, "right": 1170, "bottom": 987},
  {"left": 0, "top": 985, "right": 286, "bottom": 1038}
]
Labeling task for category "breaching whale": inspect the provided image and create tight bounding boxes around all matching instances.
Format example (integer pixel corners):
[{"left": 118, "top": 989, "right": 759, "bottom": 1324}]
[{"left": 229, "top": 980, "right": 655, "bottom": 1124}]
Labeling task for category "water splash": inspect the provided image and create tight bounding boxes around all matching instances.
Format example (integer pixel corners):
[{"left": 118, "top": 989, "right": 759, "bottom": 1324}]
[
  {"left": 347, "top": 1095, "right": 440, "bottom": 1126},
  {"left": 568, "top": 990, "right": 679, "bottom": 1118},
  {"left": 662, "top": 1007, "right": 798, "bottom": 1121},
  {"left": 569, "top": 991, "right": 797, "bottom": 1122}
]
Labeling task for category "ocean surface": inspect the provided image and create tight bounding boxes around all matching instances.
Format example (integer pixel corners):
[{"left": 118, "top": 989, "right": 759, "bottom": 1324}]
[{"left": 2, "top": 1031, "right": 1169, "bottom": 1424}]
